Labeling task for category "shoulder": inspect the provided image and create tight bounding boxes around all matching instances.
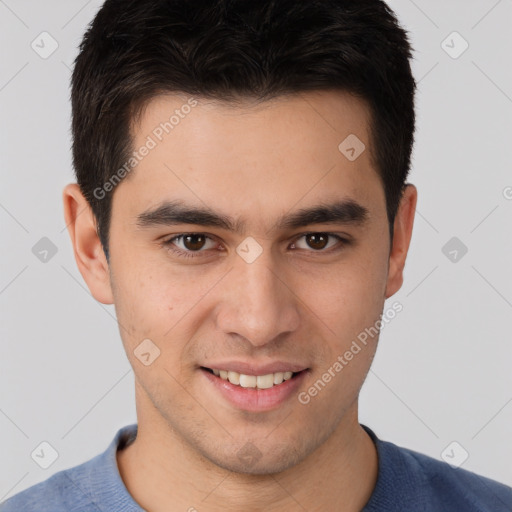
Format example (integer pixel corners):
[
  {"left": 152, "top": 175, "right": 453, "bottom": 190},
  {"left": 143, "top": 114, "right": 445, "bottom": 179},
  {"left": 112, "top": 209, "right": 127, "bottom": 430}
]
[
  {"left": 0, "top": 424, "right": 139, "bottom": 512},
  {"left": 362, "top": 425, "right": 512, "bottom": 512},
  {"left": 399, "top": 443, "right": 512, "bottom": 511},
  {"left": 0, "top": 459, "right": 101, "bottom": 512}
]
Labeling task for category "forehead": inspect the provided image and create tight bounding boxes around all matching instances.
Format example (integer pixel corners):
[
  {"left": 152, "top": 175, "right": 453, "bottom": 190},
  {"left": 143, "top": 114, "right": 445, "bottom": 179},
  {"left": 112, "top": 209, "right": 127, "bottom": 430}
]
[
  {"left": 113, "top": 90, "right": 385, "bottom": 231},
  {"left": 131, "top": 90, "right": 373, "bottom": 156}
]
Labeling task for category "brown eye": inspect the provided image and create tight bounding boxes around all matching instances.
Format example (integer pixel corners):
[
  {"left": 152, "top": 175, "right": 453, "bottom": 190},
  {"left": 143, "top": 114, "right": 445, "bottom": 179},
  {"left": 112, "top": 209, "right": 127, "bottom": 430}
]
[
  {"left": 292, "top": 233, "right": 345, "bottom": 252},
  {"left": 305, "top": 233, "right": 329, "bottom": 250},
  {"left": 181, "top": 234, "right": 207, "bottom": 251},
  {"left": 163, "top": 233, "right": 218, "bottom": 259}
]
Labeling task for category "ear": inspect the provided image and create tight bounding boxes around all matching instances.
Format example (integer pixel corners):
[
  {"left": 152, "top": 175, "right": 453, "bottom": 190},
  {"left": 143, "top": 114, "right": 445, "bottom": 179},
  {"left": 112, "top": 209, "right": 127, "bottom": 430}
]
[
  {"left": 62, "top": 183, "right": 114, "bottom": 304},
  {"left": 385, "top": 184, "right": 417, "bottom": 299}
]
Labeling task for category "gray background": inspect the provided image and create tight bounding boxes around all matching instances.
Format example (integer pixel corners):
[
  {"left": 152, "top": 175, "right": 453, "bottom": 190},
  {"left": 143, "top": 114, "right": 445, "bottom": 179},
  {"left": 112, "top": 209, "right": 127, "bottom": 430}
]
[{"left": 1, "top": 0, "right": 511, "bottom": 500}]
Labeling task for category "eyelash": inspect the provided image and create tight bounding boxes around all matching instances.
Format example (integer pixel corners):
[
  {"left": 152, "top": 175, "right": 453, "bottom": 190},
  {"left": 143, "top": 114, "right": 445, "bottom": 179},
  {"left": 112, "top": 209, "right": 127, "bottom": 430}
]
[{"left": 161, "top": 232, "right": 350, "bottom": 259}]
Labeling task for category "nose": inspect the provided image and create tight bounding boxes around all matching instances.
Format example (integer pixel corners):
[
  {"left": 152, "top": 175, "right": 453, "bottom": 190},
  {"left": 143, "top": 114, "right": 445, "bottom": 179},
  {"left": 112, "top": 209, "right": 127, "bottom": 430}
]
[{"left": 215, "top": 245, "right": 301, "bottom": 347}]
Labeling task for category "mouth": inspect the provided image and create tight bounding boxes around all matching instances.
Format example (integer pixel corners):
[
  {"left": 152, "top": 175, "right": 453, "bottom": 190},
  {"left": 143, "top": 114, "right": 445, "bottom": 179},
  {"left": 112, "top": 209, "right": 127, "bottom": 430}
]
[
  {"left": 199, "top": 366, "right": 309, "bottom": 412},
  {"left": 201, "top": 366, "right": 304, "bottom": 389}
]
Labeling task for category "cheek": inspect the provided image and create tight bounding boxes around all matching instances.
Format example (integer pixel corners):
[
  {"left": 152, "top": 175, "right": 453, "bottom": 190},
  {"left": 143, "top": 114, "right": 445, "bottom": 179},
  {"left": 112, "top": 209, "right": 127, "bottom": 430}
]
[
  {"left": 109, "top": 254, "right": 174, "bottom": 346},
  {"left": 302, "top": 252, "right": 388, "bottom": 334},
  {"left": 110, "top": 235, "right": 181, "bottom": 321},
  {"left": 110, "top": 253, "right": 220, "bottom": 368}
]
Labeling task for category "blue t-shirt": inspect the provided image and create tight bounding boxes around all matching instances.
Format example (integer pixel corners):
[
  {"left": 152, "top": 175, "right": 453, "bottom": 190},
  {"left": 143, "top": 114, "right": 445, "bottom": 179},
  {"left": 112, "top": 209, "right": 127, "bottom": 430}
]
[{"left": 1, "top": 423, "right": 511, "bottom": 511}]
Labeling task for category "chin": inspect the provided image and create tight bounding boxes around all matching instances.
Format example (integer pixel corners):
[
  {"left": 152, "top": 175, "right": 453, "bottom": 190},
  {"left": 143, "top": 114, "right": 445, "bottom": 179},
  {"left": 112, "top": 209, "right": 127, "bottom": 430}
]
[
  {"left": 198, "top": 439, "right": 307, "bottom": 476},
  {"left": 209, "top": 453, "right": 300, "bottom": 476}
]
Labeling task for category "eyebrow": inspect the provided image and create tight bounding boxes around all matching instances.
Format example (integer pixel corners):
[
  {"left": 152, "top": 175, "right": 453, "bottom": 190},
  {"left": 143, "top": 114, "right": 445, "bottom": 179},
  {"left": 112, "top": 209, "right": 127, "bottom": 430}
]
[{"left": 135, "top": 199, "right": 369, "bottom": 235}]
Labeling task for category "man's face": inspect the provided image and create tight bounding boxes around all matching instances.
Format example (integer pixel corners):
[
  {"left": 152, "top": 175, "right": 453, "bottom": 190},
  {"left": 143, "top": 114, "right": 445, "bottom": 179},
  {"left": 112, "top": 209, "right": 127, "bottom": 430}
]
[{"left": 105, "top": 91, "right": 396, "bottom": 474}]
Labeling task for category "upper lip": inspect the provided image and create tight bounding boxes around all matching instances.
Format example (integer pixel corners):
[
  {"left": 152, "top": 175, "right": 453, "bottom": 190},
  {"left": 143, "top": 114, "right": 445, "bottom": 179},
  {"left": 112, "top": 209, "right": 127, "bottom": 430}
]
[{"left": 201, "top": 361, "right": 308, "bottom": 375}]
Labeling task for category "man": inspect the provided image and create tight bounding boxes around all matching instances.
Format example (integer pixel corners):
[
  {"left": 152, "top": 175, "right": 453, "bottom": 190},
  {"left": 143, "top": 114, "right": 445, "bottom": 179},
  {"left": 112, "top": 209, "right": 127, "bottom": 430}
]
[{"left": 2, "top": 0, "right": 511, "bottom": 511}]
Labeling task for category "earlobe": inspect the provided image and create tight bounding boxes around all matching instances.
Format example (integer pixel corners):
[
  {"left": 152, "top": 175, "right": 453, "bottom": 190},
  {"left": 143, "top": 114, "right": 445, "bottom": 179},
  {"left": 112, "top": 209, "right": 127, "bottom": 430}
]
[
  {"left": 62, "top": 183, "right": 114, "bottom": 304},
  {"left": 384, "top": 184, "right": 417, "bottom": 299}
]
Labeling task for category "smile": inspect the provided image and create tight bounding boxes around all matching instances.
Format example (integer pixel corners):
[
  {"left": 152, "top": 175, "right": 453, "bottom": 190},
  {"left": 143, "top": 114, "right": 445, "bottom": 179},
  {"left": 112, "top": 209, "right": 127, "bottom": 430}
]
[
  {"left": 203, "top": 367, "right": 296, "bottom": 389},
  {"left": 200, "top": 366, "right": 309, "bottom": 412}
]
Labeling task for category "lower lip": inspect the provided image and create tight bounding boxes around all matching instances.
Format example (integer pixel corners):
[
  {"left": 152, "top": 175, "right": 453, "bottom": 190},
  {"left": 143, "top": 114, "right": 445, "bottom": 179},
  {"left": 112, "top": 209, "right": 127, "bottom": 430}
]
[{"left": 200, "top": 368, "right": 308, "bottom": 412}]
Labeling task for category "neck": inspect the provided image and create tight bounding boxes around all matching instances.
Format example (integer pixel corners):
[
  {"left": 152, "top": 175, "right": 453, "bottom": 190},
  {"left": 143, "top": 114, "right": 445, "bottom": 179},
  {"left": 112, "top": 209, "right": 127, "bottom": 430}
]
[{"left": 117, "top": 390, "right": 378, "bottom": 512}]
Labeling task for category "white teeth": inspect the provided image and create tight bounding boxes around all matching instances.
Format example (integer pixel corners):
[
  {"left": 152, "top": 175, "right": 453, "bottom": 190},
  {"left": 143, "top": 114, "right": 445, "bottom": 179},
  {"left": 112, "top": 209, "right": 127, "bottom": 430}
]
[
  {"left": 210, "top": 368, "right": 298, "bottom": 389},
  {"left": 257, "top": 374, "right": 274, "bottom": 389},
  {"left": 239, "top": 374, "right": 257, "bottom": 388},
  {"left": 227, "top": 371, "right": 240, "bottom": 385},
  {"left": 273, "top": 372, "right": 284, "bottom": 385}
]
